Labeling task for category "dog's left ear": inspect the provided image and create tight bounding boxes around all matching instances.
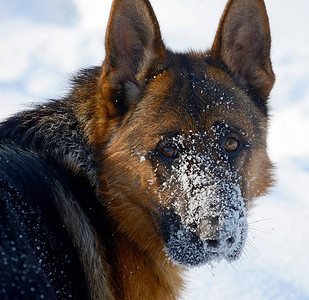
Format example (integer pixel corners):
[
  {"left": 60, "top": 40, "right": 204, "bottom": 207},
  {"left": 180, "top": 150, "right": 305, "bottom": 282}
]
[
  {"left": 210, "top": 0, "right": 275, "bottom": 101},
  {"left": 101, "top": 0, "right": 167, "bottom": 106}
]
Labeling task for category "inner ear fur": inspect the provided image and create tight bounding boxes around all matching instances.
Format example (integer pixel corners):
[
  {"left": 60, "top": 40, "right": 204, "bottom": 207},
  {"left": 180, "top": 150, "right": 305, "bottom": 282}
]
[
  {"left": 102, "top": 0, "right": 166, "bottom": 91},
  {"left": 211, "top": 0, "right": 275, "bottom": 101}
]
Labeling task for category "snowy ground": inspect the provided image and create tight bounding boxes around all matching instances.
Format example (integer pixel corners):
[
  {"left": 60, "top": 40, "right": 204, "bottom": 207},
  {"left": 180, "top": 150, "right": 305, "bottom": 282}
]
[{"left": 1, "top": 0, "right": 309, "bottom": 299}]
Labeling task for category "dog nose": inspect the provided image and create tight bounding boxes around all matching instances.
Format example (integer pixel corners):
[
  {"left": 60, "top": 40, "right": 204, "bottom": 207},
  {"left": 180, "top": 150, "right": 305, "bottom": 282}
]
[
  {"left": 206, "top": 236, "right": 235, "bottom": 249},
  {"left": 198, "top": 217, "right": 236, "bottom": 248},
  {"left": 198, "top": 216, "right": 220, "bottom": 240},
  {"left": 209, "top": 216, "right": 219, "bottom": 226},
  {"left": 206, "top": 239, "right": 220, "bottom": 248}
]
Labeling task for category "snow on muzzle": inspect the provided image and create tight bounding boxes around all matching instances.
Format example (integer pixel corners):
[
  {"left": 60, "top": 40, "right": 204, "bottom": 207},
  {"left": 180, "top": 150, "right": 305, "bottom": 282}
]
[{"left": 160, "top": 150, "right": 248, "bottom": 267}]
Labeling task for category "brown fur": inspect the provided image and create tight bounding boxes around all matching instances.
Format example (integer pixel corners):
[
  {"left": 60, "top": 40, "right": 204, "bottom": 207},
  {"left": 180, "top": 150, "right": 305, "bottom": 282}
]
[
  {"left": 73, "top": 0, "right": 275, "bottom": 298},
  {"left": 0, "top": 0, "right": 275, "bottom": 299}
]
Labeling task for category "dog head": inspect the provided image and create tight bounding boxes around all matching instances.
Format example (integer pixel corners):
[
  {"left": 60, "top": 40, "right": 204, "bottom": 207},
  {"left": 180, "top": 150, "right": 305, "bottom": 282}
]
[{"left": 89, "top": 0, "right": 274, "bottom": 267}]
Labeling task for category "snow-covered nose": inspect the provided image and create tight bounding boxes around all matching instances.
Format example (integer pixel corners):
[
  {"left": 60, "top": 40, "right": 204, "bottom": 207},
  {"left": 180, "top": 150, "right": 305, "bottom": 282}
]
[{"left": 198, "top": 216, "right": 220, "bottom": 240}]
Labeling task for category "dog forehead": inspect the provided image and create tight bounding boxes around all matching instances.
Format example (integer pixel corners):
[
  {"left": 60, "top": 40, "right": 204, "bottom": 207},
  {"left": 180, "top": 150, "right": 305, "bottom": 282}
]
[{"left": 141, "top": 64, "right": 259, "bottom": 134}]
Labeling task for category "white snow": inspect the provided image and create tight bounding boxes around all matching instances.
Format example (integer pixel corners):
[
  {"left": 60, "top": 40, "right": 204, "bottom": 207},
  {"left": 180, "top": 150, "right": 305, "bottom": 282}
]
[{"left": 1, "top": 0, "right": 309, "bottom": 299}]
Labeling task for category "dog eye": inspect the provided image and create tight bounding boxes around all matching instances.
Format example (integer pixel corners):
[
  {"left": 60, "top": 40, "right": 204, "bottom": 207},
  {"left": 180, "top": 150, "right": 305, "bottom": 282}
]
[
  {"left": 161, "top": 145, "right": 178, "bottom": 159},
  {"left": 224, "top": 137, "right": 240, "bottom": 152}
]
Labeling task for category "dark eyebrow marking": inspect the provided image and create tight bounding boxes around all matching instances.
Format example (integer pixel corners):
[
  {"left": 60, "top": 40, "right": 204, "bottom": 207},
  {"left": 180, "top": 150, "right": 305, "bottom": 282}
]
[{"left": 204, "top": 57, "right": 268, "bottom": 117}]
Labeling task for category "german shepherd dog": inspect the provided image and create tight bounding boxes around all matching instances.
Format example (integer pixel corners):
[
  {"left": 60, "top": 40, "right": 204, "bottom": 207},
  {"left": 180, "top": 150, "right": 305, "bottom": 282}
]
[{"left": 0, "top": 0, "right": 275, "bottom": 299}]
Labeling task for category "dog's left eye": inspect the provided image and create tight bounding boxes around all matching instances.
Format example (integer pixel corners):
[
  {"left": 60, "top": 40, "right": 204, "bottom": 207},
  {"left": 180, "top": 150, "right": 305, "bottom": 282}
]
[
  {"left": 224, "top": 137, "right": 240, "bottom": 153},
  {"left": 161, "top": 145, "right": 178, "bottom": 159},
  {"left": 225, "top": 138, "right": 239, "bottom": 152}
]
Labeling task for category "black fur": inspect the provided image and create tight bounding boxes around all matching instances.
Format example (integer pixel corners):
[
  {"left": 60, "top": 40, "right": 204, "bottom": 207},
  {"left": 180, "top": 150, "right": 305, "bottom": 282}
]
[
  {"left": 0, "top": 144, "right": 87, "bottom": 299},
  {"left": 0, "top": 68, "right": 111, "bottom": 299},
  {"left": 0, "top": 68, "right": 100, "bottom": 184}
]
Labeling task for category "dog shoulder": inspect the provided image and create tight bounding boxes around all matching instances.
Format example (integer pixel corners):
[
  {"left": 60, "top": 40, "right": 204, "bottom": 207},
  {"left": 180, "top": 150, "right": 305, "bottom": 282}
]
[{"left": 0, "top": 144, "right": 109, "bottom": 299}]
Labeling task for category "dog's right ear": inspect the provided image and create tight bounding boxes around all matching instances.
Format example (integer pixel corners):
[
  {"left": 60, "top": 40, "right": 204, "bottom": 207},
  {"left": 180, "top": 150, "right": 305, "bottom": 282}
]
[{"left": 101, "top": 0, "right": 167, "bottom": 107}]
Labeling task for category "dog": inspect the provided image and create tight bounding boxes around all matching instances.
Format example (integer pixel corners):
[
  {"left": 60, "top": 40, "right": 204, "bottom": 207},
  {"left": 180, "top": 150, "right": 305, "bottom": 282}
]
[{"left": 0, "top": 0, "right": 275, "bottom": 299}]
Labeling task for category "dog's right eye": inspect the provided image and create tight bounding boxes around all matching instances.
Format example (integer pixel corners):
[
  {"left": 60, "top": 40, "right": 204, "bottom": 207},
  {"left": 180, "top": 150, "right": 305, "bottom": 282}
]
[{"left": 161, "top": 145, "right": 178, "bottom": 160}]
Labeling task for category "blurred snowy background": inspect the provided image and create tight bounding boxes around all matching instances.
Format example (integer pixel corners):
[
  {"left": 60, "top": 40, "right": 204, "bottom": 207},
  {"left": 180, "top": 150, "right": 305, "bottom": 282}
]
[{"left": 0, "top": 0, "right": 309, "bottom": 299}]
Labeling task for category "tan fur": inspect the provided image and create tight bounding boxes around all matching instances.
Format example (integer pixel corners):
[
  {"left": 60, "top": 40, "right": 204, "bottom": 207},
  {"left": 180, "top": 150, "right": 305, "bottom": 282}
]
[{"left": 75, "top": 0, "right": 275, "bottom": 298}]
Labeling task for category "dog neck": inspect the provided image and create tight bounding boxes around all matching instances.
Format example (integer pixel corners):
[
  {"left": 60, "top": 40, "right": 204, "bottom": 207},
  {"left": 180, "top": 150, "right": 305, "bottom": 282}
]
[{"left": 109, "top": 228, "right": 185, "bottom": 300}]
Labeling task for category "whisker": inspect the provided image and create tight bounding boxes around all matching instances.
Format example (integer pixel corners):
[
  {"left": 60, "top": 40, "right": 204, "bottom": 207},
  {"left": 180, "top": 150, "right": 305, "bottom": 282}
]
[
  {"left": 248, "top": 217, "right": 275, "bottom": 225},
  {"left": 204, "top": 263, "right": 215, "bottom": 277},
  {"left": 242, "top": 248, "right": 249, "bottom": 260},
  {"left": 246, "top": 239, "right": 258, "bottom": 252},
  {"left": 249, "top": 227, "right": 271, "bottom": 235},
  {"left": 243, "top": 237, "right": 260, "bottom": 259},
  {"left": 229, "top": 262, "right": 237, "bottom": 272}
]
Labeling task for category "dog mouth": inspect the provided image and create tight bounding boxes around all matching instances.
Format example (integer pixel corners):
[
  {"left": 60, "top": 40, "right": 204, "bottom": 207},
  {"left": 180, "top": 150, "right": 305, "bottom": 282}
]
[{"left": 161, "top": 207, "right": 248, "bottom": 267}]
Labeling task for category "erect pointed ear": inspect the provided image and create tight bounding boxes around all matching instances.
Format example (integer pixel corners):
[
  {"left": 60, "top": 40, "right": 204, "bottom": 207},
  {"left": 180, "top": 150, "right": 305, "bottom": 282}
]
[
  {"left": 101, "top": 0, "right": 167, "bottom": 98},
  {"left": 210, "top": 0, "right": 275, "bottom": 101}
]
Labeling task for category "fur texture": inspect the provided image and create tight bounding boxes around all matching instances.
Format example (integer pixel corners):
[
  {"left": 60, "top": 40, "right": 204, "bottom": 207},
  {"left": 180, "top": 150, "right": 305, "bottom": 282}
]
[{"left": 0, "top": 0, "right": 274, "bottom": 299}]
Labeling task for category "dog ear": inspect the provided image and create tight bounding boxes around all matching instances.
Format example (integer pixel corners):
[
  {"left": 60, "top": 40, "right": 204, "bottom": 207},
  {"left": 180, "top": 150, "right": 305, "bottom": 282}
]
[
  {"left": 101, "top": 0, "right": 166, "bottom": 102},
  {"left": 210, "top": 0, "right": 275, "bottom": 101}
]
